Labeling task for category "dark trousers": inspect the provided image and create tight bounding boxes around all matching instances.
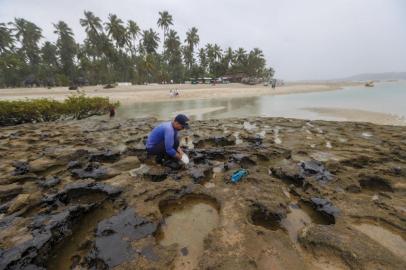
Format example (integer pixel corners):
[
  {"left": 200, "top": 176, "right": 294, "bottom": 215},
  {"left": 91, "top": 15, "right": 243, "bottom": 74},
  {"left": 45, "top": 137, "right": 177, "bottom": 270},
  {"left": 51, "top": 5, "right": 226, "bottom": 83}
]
[{"left": 147, "top": 137, "right": 179, "bottom": 162}]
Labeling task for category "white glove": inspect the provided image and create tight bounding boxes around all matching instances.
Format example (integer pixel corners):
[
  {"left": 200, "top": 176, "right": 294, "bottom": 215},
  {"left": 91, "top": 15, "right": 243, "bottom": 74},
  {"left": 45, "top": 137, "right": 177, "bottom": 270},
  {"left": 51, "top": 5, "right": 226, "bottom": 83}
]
[{"left": 181, "top": 154, "right": 190, "bottom": 164}]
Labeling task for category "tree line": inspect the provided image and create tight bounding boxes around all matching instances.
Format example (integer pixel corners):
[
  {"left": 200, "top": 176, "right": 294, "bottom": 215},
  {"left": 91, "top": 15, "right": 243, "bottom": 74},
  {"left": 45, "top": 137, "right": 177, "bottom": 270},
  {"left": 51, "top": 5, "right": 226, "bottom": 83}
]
[{"left": 0, "top": 11, "right": 274, "bottom": 87}]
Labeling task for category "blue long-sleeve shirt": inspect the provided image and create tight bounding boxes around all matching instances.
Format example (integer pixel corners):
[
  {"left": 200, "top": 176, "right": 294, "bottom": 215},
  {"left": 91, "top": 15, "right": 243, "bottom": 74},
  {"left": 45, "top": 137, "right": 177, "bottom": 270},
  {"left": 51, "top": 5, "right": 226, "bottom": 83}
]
[{"left": 146, "top": 121, "right": 178, "bottom": 157}]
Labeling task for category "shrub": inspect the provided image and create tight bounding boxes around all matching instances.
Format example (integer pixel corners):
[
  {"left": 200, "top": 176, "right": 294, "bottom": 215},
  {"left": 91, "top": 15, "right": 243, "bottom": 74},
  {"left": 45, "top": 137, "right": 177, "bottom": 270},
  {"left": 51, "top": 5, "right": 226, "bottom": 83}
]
[{"left": 0, "top": 94, "right": 119, "bottom": 126}]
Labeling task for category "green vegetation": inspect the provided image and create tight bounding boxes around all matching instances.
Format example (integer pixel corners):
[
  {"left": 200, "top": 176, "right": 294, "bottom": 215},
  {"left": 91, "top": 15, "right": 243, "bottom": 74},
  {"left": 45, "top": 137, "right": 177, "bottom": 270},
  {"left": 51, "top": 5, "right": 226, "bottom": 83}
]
[
  {"left": 0, "top": 11, "right": 274, "bottom": 87},
  {"left": 0, "top": 95, "right": 119, "bottom": 126}
]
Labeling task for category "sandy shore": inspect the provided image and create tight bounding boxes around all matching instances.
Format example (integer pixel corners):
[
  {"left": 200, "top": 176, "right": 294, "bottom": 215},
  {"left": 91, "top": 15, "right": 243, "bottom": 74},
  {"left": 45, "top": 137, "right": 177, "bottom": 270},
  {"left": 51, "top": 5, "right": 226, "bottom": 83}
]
[
  {"left": 303, "top": 107, "right": 406, "bottom": 126},
  {"left": 5, "top": 81, "right": 402, "bottom": 126},
  {"left": 0, "top": 82, "right": 361, "bottom": 104}
]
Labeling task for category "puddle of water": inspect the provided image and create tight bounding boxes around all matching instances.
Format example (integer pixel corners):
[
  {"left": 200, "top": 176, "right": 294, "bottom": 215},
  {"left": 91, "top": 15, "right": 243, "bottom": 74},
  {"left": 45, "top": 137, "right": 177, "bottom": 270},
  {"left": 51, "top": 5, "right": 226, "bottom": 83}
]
[
  {"left": 252, "top": 198, "right": 332, "bottom": 242},
  {"left": 47, "top": 201, "right": 115, "bottom": 270},
  {"left": 158, "top": 197, "right": 220, "bottom": 270},
  {"left": 352, "top": 223, "right": 406, "bottom": 258},
  {"left": 280, "top": 202, "right": 331, "bottom": 242},
  {"left": 361, "top": 132, "right": 373, "bottom": 138}
]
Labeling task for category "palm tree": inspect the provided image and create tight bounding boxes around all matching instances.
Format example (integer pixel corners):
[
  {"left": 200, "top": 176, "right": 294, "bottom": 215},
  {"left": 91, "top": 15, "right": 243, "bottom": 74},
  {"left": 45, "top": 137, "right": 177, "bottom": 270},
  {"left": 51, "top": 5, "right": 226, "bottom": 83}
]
[
  {"left": 185, "top": 27, "right": 199, "bottom": 51},
  {"left": 164, "top": 29, "right": 183, "bottom": 82},
  {"left": 212, "top": 44, "right": 222, "bottom": 61},
  {"left": 184, "top": 27, "right": 199, "bottom": 69},
  {"left": 105, "top": 14, "right": 127, "bottom": 49},
  {"left": 165, "top": 30, "right": 180, "bottom": 53},
  {"left": 157, "top": 11, "right": 173, "bottom": 44},
  {"left": 205, "top": 43, "right": 214, "bottom": 59},
  {"left": 53, "top": 21, "right": 77, "bottom": 78},
  {"left": 40, "top": 41, "right": 58, "bottom": 77},
  {"left": 0, "top": 23, "right": 14, "bottom": 53},
  {"left": 11, "top": 18, "right": 42, "bottom": 66},
  {"left": 235, "top": 48, "right": 247, "bottom": 65},
  {"left": 127, "top": 20, "right": 140, "bottom": 55},
  {"left": 53, "top": 21, "right": 74, "bottom": 38},
  {"left": 80, "top": 11, "right": 103, "bottom": 38},
  {"left": 198, "top": 47, "right": 208, "bottom": 73},
  {"left": 247, "top": 48, "right": 266, "bottom": 76},
  {"left": 223, "top": 47, "right": 234, "bottom": 69},
  {"left": 142, "top": 29, "right": 160, "bottom": 54},
  {"left": 250, "top": 48, "right": 264, "bottom": 59}
]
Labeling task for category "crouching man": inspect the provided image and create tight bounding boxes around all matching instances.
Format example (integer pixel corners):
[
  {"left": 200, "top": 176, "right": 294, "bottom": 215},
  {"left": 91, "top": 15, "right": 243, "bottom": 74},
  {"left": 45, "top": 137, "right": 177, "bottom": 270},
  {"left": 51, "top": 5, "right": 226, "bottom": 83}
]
[{"left": 146, "top": 114, "right": 190, "bottom": 167}]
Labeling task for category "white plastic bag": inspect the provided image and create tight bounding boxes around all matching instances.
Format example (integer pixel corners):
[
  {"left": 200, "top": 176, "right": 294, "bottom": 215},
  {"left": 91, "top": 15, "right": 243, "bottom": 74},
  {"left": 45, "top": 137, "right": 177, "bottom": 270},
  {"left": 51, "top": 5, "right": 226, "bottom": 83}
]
[{"left": 181, "top": 154, "right": 190, "bottom": 164}]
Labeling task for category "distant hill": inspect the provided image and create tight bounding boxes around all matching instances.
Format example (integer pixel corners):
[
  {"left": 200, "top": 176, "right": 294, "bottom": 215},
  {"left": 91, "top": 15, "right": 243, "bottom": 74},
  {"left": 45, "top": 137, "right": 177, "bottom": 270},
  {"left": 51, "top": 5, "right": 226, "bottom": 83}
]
[{"left": 337, "top": 72, "right": 406, "bottom": 81}]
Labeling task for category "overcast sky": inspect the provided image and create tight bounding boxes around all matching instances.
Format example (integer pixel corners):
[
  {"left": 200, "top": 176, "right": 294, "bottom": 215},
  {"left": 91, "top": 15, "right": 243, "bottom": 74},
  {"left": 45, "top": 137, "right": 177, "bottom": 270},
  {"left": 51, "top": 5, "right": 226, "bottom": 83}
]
[{"left": 0, "top": 0, "right": 405, "bottom": 80}]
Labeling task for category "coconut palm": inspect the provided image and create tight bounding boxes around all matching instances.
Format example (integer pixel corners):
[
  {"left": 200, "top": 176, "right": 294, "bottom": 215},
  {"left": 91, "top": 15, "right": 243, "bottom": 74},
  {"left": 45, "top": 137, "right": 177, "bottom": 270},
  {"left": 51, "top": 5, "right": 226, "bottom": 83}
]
[
  {"left": 247, "top": 48, "right": 266, "bottom": 76},
  {"left": 11, "top": 18, "right": 42, "bottom": 66},
  {"left": 184, "top": 27, "right": 199, "bottom": 69},
  {"left": 198, "top": 47, "right": 208, "bottom": 73},
  {"left": 0, "top": 23, "right": 14, "bottom": 53},
  {"left": 53, "top": 21, "right": 77, "bottom": 78},
  {"left": 127, "top": 20, "right": 140, "bottom": 55},
  {"left": 157, "top": 11, "right": 173, "bottom": 44},
  {"left": 185, "top": 27, "right": 199, "bottom": 51},
  {"left": 165, "top": 30, "right": 181, "bottom": 53},
  {"left": 234, "top": 48, "right": 247, "bottom": 65},
  {"left": 223, "top": 47, "right": 235, "bottom": 68},
  {"left": 40, "top": 41, "right": 58, "bottom": 76},
  {"left": 212, "top": 44, "right": 222, "bottom": 61},
  {"left": 80, "top": 11, "right": 103, "bottom": 38},
  {"left": 205, "top": 43, "right": 214, "bottom": 59},
  {"left": 164, "top": 30, "right": 183, "bottom": 82},
  {"left": 105, "top": 14, "right": 127, "bottom": 49},
  {"left": 142, "top": 29, "right": 160, "bottom": 54},
  {"left": 0, "top": 10, "right": 274, "bottom": 87}
]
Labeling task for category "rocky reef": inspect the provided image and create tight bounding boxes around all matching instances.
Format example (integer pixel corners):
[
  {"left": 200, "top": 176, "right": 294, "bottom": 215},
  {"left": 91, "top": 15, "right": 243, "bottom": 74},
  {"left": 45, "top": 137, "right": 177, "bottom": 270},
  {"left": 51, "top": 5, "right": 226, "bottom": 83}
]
[{"left": 0, "top": 116, "right": 405, "bottom": 270}]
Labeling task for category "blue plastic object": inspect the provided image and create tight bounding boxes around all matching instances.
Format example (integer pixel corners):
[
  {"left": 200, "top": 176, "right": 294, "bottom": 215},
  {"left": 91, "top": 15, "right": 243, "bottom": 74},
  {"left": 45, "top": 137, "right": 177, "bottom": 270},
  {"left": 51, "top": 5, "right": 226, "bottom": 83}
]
[{"left": 231, "top": 169, "right": 248, "bottom": 183}]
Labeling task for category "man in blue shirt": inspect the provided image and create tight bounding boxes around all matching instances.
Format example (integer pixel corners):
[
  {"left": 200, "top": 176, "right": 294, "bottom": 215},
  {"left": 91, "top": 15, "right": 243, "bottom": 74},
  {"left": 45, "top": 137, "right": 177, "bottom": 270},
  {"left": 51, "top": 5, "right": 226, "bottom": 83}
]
[{"left": 146, "top": 114, "right": 190, "bottom": 164}]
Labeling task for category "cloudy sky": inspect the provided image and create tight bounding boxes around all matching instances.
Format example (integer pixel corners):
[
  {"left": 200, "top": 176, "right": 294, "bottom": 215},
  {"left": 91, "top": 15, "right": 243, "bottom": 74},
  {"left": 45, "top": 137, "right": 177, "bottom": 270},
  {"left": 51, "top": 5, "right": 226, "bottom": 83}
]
[{"left": 0, "top": 0, "right": 405, "bottom": 80}]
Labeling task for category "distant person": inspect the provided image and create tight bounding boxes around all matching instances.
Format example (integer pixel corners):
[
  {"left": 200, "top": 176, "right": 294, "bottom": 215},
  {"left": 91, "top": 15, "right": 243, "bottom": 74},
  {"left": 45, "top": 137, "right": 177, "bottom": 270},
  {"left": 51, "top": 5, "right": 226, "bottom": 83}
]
[
  {"left": 272, "top": 80, "right": 276, "bottom": 89},
  {"left": 109, "top": 106, "right": 116, "bottom": 118},
  {"left": 146, "top": 114, "right": 190, "bottom": 166}
]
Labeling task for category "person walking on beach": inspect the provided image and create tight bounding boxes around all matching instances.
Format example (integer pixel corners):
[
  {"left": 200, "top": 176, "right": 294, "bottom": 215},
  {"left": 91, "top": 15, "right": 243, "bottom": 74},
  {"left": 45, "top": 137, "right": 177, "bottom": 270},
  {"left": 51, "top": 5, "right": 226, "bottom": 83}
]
[{"left": 146, "top": 114, "right": 190, "bottom": 166}]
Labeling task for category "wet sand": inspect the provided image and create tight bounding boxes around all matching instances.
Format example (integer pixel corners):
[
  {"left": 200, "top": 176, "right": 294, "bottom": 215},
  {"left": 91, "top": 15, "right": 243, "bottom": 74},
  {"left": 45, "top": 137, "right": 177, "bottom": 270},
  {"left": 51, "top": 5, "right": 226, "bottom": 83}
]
[
  {"left": 303, "top": 107, "right": 406, "bottom": 126},
  {"left": 0, "top": 82, "right": 361, "bottom": 104}
]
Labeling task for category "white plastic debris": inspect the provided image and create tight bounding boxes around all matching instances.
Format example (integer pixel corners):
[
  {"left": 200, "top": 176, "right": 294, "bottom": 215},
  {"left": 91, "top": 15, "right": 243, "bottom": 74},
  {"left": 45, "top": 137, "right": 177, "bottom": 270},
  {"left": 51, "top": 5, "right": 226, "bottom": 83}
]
[{"left": 181, "top": 154, "right": 190, "bottom": 164}]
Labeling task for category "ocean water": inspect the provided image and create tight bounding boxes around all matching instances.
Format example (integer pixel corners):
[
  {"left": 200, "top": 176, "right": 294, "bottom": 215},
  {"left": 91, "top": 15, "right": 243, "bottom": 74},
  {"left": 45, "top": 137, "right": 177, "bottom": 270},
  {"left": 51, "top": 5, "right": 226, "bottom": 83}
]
[{"left": 117, "top": 81, "right": 406, "bottom": 121}]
